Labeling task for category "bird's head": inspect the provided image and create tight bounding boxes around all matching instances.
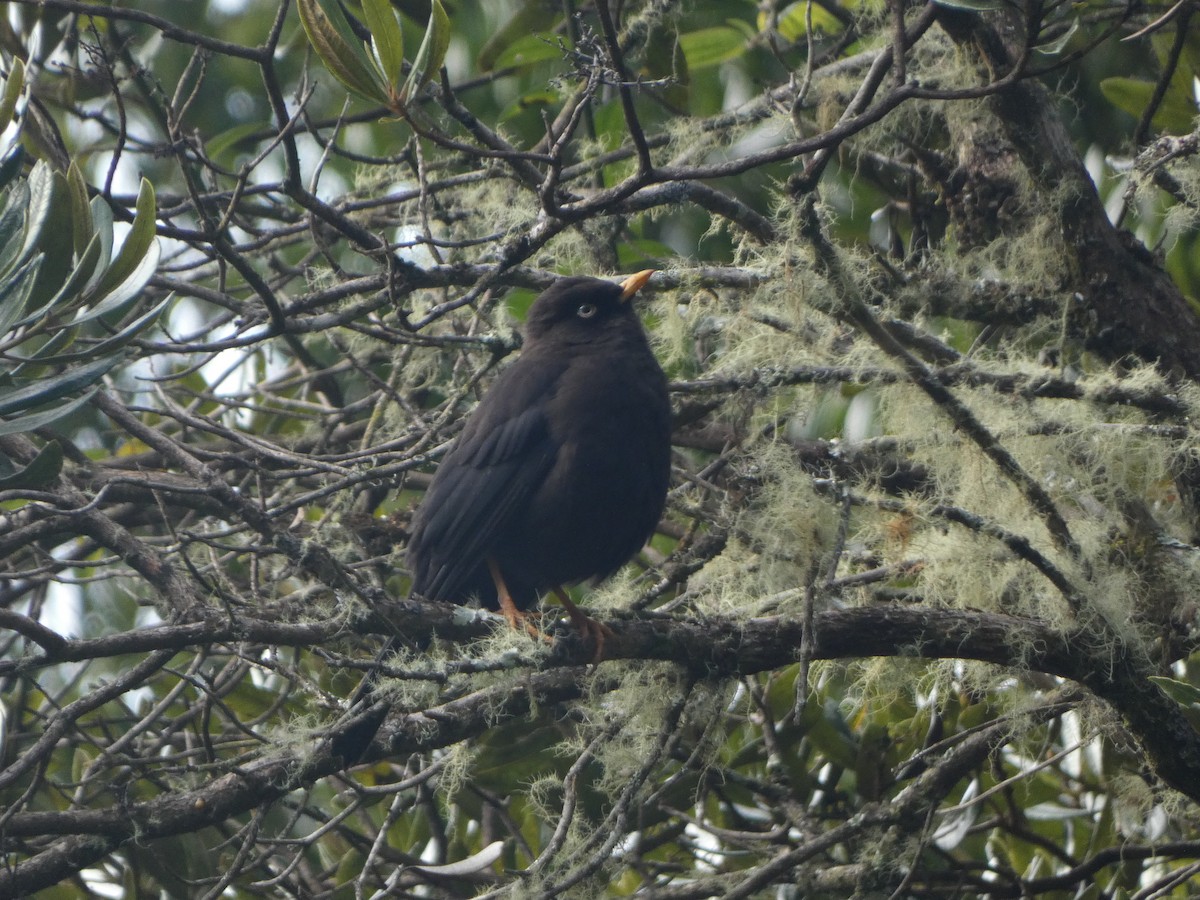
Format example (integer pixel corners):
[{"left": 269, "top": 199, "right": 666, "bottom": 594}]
[{"left": 523, "top": 270, "right": 655, "bottom": 347}]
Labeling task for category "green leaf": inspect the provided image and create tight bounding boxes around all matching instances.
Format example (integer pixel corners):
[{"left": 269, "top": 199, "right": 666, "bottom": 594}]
[
  {"left": 499, "top": 89, "right": 560, "bottom": 122},
  {"left": 1099, "top": 77, "right": 1152, "bottom": 122},
  {"left": 929, "top": 0, "right": 1004, "bottom": 10},
  {"left": 26, "top": 292, "right": 170, "bottom": 364},
  {"left": 1150, "top": 676, "right": 1200, "bottom": 707},
  {"left": 11, "top": 256, "right": 100, "bottom": 332},
  {"left": 75, "top": 241, "right": 161, "bottom": 328},
  {"left": 616, "top": 238, "right": 675, "bottom": 268},
  {"left": 333, "top": 851, "right": 367, "bottom": 897},
  {"left": 95, "top": 178, "right": 157, "bottom": 299},
  {"left": 361, "top": 0, "right": 404, "bottom": 89},
  {"left": 678, "top": 26, "right": 747, "bottom": 70},
  {"left": 1034, "top": 17, "right": 1078, "bottom": 56},
  {"left": 800, "top": 699, "right": 859, "bottom": 769},
  {"left": 472, "top": 720, "right": 570, "bottom": 793},
  {"left": 0, "top": 439, "right": 63, "bottom": 489},
  {"left": 14, "top": 882, "right": 76, "bottom": 900},
  {"left": 0, "top": 181, "right": 29, "bottom": 276},
  {"left": 1151, "top": 676, "right": 1200, "bottom": 732},
  {"left": 19, "top": 162, "right": 56, "bottom": 267},
  {"left": 400, "top": 0, "right": 451, "bottom": 105},
  {"left": 0, "top": 355, "right": 121, "bottom": 417},
  {"left": 297, "top": 0, "right": 388, "bottom": 103},
  {"left": 0, "top": 390, "right": 96, "bottom": 437},
  {"left": 10, "top": 323, "right": 77, "bottom": 370},
  {"left": 0, "top": 58, "right": 24, "bottom": 132},
  {"left": 0, "top": 254, "right": 42, "bottom": 338},
  {"left": 86, "top": 196, "right": 115, "bottom": 297},
  {"left": 0, "top": 145, "right": 23, "bottom": 193},
  {"left": 593, "top": 99, "right": 629, "bottom": 153},
  {"left": 492, "top": 33, "right": 568, "bottom": 72},
  {"left": 643, "top": 25, "right": 688, "bottom": 111},
  {"left": 1100, "top": 77, "right": 1197, "bottom": 134},
  {"left": 18, "top": 166, "right": 75, "bottom": 314},
  {"left": 477, "top": 0, "right": 559, "bottom": 72},
  {"left": 795, "top": 389, "right": 851, "bottom": 439},
  {"left": 771, "top": 2, "right": 846, "bottom": 41},
  {"left": 107, "top": 288, "right": 172, "bottom": 342},
  {"left": 66, "top": 161, "right": 92, "bottom": 258},
  {"left": 205, "top": 122, "right": 265, "bottom": 163}
]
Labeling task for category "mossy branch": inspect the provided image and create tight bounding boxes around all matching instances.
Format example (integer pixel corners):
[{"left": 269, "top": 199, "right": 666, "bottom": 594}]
[
  {"left": 5, "top": 601, "right": 1198, "bottom": 896},
  {"left": 796, "top": 197, "right": 1081, "bottom": 563}
]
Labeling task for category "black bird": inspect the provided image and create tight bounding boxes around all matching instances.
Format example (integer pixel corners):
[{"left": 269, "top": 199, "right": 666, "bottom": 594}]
[{"left": 407, "top": 270, "right": 671, "bottom": 649}]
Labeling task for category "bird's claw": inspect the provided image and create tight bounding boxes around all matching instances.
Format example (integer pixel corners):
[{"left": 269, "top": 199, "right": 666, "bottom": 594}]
[
  {"left": 577, "top": 615, "right": 614, "bottom": 664},
  {"left": 501, "top": 606, "right": 553, "bottom": 644},
  {"left": 550, "top": 588, "right": 612, "bottom": 663}
]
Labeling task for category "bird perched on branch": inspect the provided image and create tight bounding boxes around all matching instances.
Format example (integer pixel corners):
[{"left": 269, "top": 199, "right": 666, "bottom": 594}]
[{"left": 407, "top": 270, "right": 671, "bottom": 655}]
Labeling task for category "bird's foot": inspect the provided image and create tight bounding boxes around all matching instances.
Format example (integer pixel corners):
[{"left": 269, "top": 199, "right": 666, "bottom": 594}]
[
  {"left": 490, "top": 558, "right": 552, "bottom": 644},
  {"left": 576, "top": 615, "right": 614, "bottom": 664},
  {"left": 501, "top": 605, "right": 553, "bottom": 644},
  {"left": 552, "top": 588, "right": 613, "bottom": 663}
]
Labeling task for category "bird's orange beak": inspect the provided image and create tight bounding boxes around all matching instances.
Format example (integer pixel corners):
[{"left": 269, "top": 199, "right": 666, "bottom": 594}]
[{"left": 618, "top": 269, "right": 655, "bottom": 303}]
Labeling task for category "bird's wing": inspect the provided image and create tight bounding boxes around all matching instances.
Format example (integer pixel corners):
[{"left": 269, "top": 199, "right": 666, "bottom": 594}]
[{"left": 408, "top": 398, "right": 557, "bottom": 602}]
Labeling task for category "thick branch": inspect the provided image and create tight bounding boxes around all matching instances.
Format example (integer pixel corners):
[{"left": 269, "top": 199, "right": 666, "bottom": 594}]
[
  {"left": 3, "top": 603, "right": 1198, "bottom": 897},
  {"left": 936, "top": 7, "right": 1200, "bottom": 379}
]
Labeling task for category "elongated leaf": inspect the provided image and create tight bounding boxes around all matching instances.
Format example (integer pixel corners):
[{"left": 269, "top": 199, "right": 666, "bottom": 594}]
[
  {"left": 770, "top": 2, "right": 845, "bottom": 40},
  {"left": 0, "top": 181, "right": 29, "bottom": 276},
  {"left": 477, "top": 0, "right": 558, "bottom": 72},
  {"left": 66, "top": 161, "right": 92, "bottom": 257},
  {"left": 86, "top": 196, "right": 115, "bottom": 297},
  {"left": 0, "top": 390, "right": 96, "bottom": 436},
  {"left": 205, "top": 122, "right": 264, "bottom": 163},
  {"left": 498, "top": 89, "right": 559, "bottom": 122},
  {"left": 297, "top": 0, "right": 388, "bottom": 102},
  {"left": 0, "top": 58, "right": 23, "bottom": 132},
  {"left": 933, "top": 780, "right": 980, "bottom": 850},
  {"left": 930, "top": 0, "right": 1003, "bottom": 10},
  {"left": 401, "top": 0, "right": 451, "bottom": 104},
  {"left": 9, "top": 286, "right": 64, "bottom": 334},
  {"left": 410, "top": 842, "right": 504, "bottom": 877},
  {"left": 1150, "top": 676, "right": 1200, "bottom": 707},
  {"left": 1149, "top": 676, "right": 1200, "bottom": 731},
  {"left": 8, "top": 208, "right": 102, "bottom": 328},
  {"left": 0, "top": 354, "right": 119, "bottom": 416},
  {"left": 19, "top": 162, "right": 55, "bottom": 266},
  {"left": 491, "top": 33, "right": 566, "bottom": 72},
  {"left": 361, "top": 0, "right": 404, "bottom": 89},
  {"left": 0, "top": 145, "right": 22, "bottom": 193},
  {"left": 95, "top": 178, "right": 157, "bottom": 298},
  {"left": 13, "top": 324, "right": 78, "bottom": 367},
  {"left": 11, "top": 270, "right": 86, "bottom": 332},
  {"left": 0, "top": 439, "right": 63, "bottom": 488},
  {"left": 1100, "top": 77, "right": 1196, "bottom": 135},
  {"left": 0, "top": 255, "right": 42, "bottom": 338},
  {"left": 21, "top": 165, "right": 74, "bottom": 311},
  {"left": 74, "top": 240, "right": 160, "bottom": 328},
  {"left": 1035, "top": 17, "right": 1078, "bottom": 56},
  {"left": 643, "top": 25, "right": 688, "bottom": 111},
  {"left": 25, "top": 292, "right": 170, "bottom": 365},
  {"left": 678, "top": 26, "right": 746, "bottom": 69}
]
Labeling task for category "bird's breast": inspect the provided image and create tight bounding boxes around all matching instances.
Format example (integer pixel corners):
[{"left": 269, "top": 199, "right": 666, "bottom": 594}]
[{"left": 493, "top": 348, "right": 669, "bottom": 586}]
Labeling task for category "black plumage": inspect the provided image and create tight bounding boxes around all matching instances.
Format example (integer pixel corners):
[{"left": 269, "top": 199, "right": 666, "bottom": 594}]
[{"left": 407, "top": 271, "right": 670, "bottom": 641}]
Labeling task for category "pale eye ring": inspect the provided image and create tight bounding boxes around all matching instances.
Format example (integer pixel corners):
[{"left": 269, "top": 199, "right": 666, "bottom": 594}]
[{"left": 576, "top": 302, "right": 598, "bottom": 319}]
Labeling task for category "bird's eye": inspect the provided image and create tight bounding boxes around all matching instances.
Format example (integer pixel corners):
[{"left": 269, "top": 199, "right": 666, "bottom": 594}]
[{"left": 576, "top": 303, "right": 598, "bottom": 319}]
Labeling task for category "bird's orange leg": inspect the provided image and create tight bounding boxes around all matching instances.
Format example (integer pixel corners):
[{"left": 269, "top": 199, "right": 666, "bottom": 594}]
[
  {"left": 487, "top": 558, "right": 550, "bottom": 643},
  {"left": 552, "top": 587, "right": 613, "bottom": 662}
]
